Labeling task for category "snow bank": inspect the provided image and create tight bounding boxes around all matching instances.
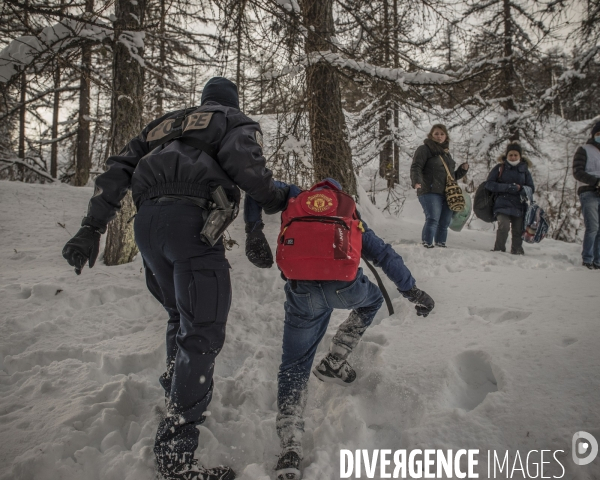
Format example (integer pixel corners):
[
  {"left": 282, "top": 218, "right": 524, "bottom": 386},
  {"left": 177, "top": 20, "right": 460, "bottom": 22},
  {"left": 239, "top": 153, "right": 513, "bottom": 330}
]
[{"left": 0, "top": 180, "right": 599, "bottom": 479}]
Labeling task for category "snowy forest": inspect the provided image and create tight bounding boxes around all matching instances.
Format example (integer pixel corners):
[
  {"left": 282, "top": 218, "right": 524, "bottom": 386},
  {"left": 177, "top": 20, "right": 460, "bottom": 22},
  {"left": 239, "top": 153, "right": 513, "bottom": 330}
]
[
  {"left": 1, "top": 0, "right": 599, "bottom": 252},
  {"left": 1, "top": 2, "right": 600, "bottom": 480}
]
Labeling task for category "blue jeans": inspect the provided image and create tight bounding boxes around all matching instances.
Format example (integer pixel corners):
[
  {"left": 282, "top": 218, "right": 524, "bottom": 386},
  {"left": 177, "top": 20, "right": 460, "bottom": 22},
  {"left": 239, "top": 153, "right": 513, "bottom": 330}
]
[
  {"left": 418, "top": 193, "right": 453, "bottom": 245},
  {"left": 580, "top": 191, "right": 600, "bottom": 265},
  {"left": 277, "top": 268, "right": 384, "bottom": 456}
]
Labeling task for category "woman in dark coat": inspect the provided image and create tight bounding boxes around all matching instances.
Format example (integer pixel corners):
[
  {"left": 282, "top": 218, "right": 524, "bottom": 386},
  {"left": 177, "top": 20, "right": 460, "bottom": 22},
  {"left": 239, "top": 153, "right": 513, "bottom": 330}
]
[
  {"left": 485, "top": 141, "right": 535, "bottom": 255},
  {"left": 410, "top": 124, "right": 469, "bottom": 248}
]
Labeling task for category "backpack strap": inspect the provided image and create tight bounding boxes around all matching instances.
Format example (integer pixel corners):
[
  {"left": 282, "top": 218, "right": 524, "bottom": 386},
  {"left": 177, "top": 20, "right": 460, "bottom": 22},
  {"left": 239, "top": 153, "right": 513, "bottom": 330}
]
[{"left": 361, "top": 256, "right": 394, "bottom": 316}]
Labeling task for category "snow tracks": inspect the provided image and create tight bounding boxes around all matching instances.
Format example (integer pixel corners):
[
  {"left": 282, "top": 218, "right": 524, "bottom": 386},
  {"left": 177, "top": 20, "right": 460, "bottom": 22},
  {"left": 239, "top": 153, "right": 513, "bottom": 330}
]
[{"left": 1, "top": 182, "right": 599, "bottom": 479}]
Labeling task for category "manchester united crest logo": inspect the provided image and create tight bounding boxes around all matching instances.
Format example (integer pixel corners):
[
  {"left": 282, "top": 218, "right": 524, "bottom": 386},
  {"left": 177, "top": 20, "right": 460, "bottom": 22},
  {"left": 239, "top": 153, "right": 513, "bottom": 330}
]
[{"left": 306, "top": 193, "right": 334, "bottom": 213}]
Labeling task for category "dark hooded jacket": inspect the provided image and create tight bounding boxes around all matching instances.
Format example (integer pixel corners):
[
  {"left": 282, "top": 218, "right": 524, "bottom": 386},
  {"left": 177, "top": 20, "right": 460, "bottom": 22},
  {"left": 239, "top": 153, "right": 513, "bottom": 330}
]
[
  {"left": 410, "top": 139, "right": 468, "bottom": 196},
  {"left": 573, "top": 139, "right": 600, "bottom": 195},
  {"left": 485, "top": 156, "right": 534, "bottom": 218},
  {"left": 82, "top": 102, "right": 287, "bottom": 232}
]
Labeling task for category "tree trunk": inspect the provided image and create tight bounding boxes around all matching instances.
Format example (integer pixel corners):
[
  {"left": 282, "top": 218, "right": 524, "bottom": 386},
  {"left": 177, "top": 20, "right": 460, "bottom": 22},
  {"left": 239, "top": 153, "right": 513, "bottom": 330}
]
[
  {"left": 50, "top": 0, "right": 65, "bottom": 179},
  {"left": 73, "top": 0, "right": 94, "bottom": 186},
  {"left": 157, "top": 0, "right": 165, "bottom": 117},
  {"left": 235, "top": 0, "right": 246, "bottom": 109},
  {"left": 378, "top": 0, "right": 393, "bottom": 184},
  {"left": 51, "top": 65, "right": 61, "bottom": 179},
  {"left": 502, "top": 0, "right": 518, "bottom": 140},
  {"left": 392, "top": 0, "right": 399, "bottom": 186},
  {"left": 300, "top": 0, "right": 355, "bottom": 195},
  {"left": 104, "top": 0, "right": 146, "bottom": 266},
  {"left": 18, "top": 70, "right": 26, "bottom": 181},
  {"left": 17, "top": 2, "right": 28, "bottom": 181}
]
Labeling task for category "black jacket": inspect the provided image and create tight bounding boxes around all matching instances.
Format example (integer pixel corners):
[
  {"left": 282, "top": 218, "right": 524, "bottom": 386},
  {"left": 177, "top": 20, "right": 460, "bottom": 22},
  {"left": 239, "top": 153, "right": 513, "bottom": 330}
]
[
  {"left": 410, "top": 140, "right": 468, "bottom": 196},
  {"left": 83, "top": 102, "right": 287, "bottom": 232},
  {"left": 573, "top": 139, "right": 600, "bottom": 195},
  {"left": 485, "top": 157, "right": 534, "bottom": 218}
]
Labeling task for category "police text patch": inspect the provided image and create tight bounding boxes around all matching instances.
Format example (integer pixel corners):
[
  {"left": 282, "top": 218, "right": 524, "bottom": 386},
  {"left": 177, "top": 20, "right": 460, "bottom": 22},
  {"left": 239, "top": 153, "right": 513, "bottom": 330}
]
[
  {"left": 145, "top": 111, "right": 214, "bottom": 143},
  {"left": 183, "top": 112, "right": 213, "bottom": 132},
  {"left": 146, "top": 118, "right": 176, "bottom": 142}
]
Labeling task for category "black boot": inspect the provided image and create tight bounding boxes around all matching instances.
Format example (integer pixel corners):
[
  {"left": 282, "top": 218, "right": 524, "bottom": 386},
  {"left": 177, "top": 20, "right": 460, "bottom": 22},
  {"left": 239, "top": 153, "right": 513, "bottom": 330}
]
[
  {"left": 312, "top": 353, "right": 356, "bottom": 386},
  {"left": 276, "top": 451, "right": 302, "bottom": 480},
  {"left": 163, "top": 460, "right": 236, "bottom": 480}
]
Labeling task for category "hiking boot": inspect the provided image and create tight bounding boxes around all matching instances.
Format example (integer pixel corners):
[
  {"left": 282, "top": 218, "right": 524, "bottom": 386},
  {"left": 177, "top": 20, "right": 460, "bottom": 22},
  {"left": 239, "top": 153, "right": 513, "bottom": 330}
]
[
  {"left": 163, "top": 460, "right": 236, "bottom": 480},
  {"left": 313, "top": 354, "right": 356, "bottom": 386},
  {"left": 583, "top": 262, "right": 595, "bottom": 270},
  {"left": 422, "top": 242, "right": 434, "bottom": 249},
  {"left": 435, "top": 242, "right": 446, "bottom": 248},
  {"left": 510, "top": 247, "right": 525, "bottom": 255},
  {"left": 275, "top": 451, "right": 302, "bottom": 480}
]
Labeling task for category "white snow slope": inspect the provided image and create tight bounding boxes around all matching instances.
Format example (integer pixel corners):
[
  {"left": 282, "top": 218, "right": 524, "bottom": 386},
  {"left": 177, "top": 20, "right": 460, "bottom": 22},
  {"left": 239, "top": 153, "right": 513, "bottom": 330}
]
[{"left": 0, "top": 179, "right": 599, "bottom": 480}]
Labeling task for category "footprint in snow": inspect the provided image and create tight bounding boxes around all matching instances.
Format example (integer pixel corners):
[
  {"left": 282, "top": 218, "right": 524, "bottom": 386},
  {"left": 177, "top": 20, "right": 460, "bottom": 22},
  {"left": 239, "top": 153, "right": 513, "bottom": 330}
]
[
  {"left": 468, "top": 306, "right": 532, "bottom": 324},
  {"left": 441, "top": 350, "right": 499, "bottom": 412},
  {"left": 559, "top": 337, "right": 578, "bottom": 348}
]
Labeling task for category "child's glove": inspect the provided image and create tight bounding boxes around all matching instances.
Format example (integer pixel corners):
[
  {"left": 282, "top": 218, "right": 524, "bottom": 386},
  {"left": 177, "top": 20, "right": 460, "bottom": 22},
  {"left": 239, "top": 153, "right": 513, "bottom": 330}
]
[{"left": 399, "top": 285, "right": 435, "bottom": 317}]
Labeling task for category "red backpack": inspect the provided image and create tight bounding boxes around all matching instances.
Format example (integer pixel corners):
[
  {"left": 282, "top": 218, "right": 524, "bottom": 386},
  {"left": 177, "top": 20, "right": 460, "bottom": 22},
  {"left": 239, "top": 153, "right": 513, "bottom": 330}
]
[{"left": 276, "top": 180, "right": 363, "bottom": 281}]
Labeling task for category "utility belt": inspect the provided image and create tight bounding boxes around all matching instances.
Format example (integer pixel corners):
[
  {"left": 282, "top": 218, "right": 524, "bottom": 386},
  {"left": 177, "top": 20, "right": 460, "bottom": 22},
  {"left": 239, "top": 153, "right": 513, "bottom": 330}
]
[
  {"left": 154, "top": 195, "right": 211, "bottom": 209},
  {"left": 150, "top": 185, "right": 238, "bottom": 246}
]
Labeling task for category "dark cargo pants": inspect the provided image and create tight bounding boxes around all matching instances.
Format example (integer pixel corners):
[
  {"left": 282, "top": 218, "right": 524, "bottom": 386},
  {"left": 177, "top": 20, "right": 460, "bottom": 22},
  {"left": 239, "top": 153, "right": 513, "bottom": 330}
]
[{"left": 134, "top": 198, "right": 232, "bottom": 474}]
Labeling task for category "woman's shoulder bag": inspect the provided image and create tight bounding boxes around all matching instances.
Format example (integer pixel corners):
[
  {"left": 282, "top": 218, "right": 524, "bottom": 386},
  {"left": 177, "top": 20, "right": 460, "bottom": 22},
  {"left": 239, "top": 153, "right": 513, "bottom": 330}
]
[{"left": 438, "top": 155, "right": 466, "bottom": 212}]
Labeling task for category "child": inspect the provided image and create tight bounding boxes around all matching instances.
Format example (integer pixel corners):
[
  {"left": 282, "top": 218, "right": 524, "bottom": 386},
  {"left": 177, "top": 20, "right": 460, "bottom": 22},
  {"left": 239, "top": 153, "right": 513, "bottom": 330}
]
[{"left": 244, "top": 179, "right": 435, "bottom": 480}]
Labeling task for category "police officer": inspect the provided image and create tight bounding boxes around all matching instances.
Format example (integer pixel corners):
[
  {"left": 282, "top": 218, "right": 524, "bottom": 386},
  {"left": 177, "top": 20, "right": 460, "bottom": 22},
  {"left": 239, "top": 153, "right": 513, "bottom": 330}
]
[{"left": 62, "top": 77, "right": 288, "bottom": 480}]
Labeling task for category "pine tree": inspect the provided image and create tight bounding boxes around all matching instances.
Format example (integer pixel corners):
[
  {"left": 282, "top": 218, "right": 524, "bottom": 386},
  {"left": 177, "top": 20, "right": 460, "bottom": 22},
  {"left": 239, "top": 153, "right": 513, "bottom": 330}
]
[{"left": 458, "top": 0, "right": 566, "bottom": 154}]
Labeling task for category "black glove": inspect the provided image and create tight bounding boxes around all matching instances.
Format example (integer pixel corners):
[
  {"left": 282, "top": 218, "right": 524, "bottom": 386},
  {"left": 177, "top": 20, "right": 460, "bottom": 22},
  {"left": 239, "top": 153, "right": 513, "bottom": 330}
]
[
  {"left": 245, "top": 222, "right": 273, "bottom": 268},
  {"left": 399, "top": 285, "right": 435, "bottom": 317},
  {"left": 62, "top": 226, "right": 101, "bottom": 275},
  {"left": 507, "top": 183, "right": 520, "bottom": 194}
]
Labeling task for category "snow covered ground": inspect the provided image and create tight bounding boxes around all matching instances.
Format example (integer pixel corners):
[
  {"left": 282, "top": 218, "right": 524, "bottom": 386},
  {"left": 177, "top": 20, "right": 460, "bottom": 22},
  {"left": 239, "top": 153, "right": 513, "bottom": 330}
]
[{"left": 0, "top": 179, "right": 599, "bottom": 480}]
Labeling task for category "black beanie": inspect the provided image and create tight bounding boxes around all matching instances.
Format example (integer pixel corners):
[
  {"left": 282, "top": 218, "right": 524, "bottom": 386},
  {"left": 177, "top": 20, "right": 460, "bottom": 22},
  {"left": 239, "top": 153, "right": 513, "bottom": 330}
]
[
  {"left": 591, "top": 122, "right": 600, "bottom": 137},
  {"left": 201, "top": 77, "right": 239, "bottom": 109},
  {"left": 506, "top": 141, "right": 522, "bottom": 157}
]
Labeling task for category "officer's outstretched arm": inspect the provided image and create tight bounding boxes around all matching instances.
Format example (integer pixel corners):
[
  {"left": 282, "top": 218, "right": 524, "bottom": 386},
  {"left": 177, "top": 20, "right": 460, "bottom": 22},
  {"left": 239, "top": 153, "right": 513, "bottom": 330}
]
[
  {"left": 243, "top": 181, "right": 301, "bottom": 269},
  {"left": 218, "top": 117, "right": 288, "bottom": 214},
  {"left": 83, "top": 130, "right": 151, "bottom": 232},
  {"left": 63, "top": 120, "right": 155, "bottom": 275}
]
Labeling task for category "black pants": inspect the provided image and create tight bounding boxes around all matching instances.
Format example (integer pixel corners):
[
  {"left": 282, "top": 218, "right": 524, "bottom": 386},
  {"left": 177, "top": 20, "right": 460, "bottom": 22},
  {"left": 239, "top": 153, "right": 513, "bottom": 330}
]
[
  {"left": 134, "top": 198, "right": 231, "bottom": 474},
  {"left": 495, "top": 214, "right": 524, "bottom": 252}
]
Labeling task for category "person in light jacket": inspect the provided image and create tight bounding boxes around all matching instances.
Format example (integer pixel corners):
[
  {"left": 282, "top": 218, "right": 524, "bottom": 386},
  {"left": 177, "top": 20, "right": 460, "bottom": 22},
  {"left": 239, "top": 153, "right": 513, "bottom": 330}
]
[{"left": 573, "top": 121, "right": 600, "bottom": 269}]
